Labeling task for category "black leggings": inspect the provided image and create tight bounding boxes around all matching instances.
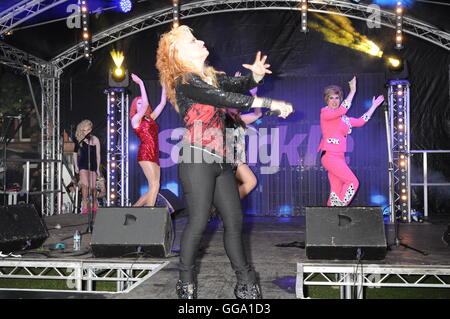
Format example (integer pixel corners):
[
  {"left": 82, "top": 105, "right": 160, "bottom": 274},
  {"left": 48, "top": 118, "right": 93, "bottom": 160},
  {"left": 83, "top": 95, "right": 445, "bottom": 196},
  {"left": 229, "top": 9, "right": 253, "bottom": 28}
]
[{"left": 178, "top": 160, "right": 256, "bottom": 284}]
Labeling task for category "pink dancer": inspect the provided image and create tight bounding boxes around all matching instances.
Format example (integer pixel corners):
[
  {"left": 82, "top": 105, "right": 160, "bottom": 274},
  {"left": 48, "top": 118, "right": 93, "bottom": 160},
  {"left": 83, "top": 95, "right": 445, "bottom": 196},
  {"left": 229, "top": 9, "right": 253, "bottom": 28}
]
[{"left": 318, "top": 76, "right": 384, "bottom": 206}]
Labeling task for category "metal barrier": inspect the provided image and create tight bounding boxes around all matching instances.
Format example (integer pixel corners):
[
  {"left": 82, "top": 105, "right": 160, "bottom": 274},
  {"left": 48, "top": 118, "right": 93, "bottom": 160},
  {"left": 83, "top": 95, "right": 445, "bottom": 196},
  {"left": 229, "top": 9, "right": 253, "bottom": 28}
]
[
  {"left": 0, "top": 259, "right": 169, "bottom": 294},
  {"left": 410, "top": 150, "right": 450, "bottom": 219},
  {"left": 296, "top": 263, "right": 450, "bottom": 299},
  {"left": 1, "top": 158, "right": 63, "bottom": 215}
]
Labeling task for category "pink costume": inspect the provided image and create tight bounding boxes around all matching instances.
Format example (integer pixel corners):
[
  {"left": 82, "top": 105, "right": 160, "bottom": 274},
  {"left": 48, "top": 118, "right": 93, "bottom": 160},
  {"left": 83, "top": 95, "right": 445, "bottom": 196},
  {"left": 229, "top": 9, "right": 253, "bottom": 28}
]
[{"left": 318, "top": 100, "right": 370, "bottom": 206}]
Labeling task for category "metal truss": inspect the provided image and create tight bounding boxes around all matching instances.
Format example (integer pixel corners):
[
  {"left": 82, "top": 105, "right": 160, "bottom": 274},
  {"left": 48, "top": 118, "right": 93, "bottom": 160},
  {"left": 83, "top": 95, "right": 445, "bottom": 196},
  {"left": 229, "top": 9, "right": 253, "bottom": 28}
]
[
  {"left": 0, "top": 40, "right": 62, "bottom": 216},
  {"left": 40, "top": 70, "right": 63, "bottom": 216},
  {"left": 0, "top": 0, "right": 70, "bottom": 36},
  {"left": 388, "top": 80, "right": 411, "bottom": 222},
  {"left": 51, "top": 0, "right": 450, "bottom": 70},
  {"left": 106, "top": 88, "right": 130, "bottom": 207},
  {"left": 296, "top": 263, "right": 450, "bottom": 299},
  {"left": 0, "top": 41, "right": 53, "bottom": 76},
  {"left": 0, "top": 259, "right": 169, "bottom": 294}
]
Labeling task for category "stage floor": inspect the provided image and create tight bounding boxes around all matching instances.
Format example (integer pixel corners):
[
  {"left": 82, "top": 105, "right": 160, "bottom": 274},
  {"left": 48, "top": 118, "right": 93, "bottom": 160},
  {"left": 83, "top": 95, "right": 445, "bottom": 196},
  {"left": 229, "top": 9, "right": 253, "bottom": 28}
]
[{"left": 1, "top": 212, "right": 449, "bottom": 299}]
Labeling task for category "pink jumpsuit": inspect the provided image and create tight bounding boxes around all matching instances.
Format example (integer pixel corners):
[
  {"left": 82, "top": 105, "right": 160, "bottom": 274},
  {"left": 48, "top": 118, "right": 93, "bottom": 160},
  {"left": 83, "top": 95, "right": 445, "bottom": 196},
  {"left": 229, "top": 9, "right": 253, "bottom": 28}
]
[{"left": 318, "top": 100, "right": 370, "bottom": 206}]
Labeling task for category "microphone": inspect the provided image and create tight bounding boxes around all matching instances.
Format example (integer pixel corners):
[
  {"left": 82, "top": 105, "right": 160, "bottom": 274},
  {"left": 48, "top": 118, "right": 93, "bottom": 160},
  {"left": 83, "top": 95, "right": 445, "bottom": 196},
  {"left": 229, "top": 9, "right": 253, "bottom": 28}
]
[
  {"left": 265, "top": 110, "right": 281, "bottom": 116},
  {"left": 4, "top": 115, "right": 21, "bottom": 119}
]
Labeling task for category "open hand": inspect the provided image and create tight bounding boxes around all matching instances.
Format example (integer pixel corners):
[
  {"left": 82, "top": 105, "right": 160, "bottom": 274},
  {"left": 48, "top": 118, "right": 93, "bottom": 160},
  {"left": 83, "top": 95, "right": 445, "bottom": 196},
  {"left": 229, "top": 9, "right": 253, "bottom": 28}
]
[
  {"left": 372, "top": 95, "right": 385, "bottom": 108},
  {"left": 242, "top": 51, "right": 272, "bottom": 82},
  {"left": 348, "top": 76, "right": 356, "bottom": 92},
  {"left": 131, "top": 73, "right": 143, "bottom": 85},
  {"left": 271, "top": 100, "right": 294, "bottom": 119}
]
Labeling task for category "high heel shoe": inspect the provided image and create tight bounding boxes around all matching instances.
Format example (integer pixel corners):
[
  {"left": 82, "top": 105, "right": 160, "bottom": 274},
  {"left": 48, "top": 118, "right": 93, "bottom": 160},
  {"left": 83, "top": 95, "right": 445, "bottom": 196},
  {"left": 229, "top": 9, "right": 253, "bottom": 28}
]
[
  {"left": 234, "top": 282, "right": 262, "bottom": 299},
  {"left": 176, "top": 280, "right": 197, "bottom": 299}
]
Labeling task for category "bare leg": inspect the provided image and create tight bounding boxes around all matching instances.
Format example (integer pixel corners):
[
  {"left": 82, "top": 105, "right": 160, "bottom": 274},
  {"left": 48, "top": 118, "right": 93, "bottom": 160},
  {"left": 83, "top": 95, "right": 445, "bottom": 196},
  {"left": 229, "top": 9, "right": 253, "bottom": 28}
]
[
  {"left": 133, "top": 161, "right": 160, "bottom": 207},
  {"left": 79, "top": 170, "right": 90, "bottom": 212},
  {"left": 89, "top": 171, "right": 98, "bottom": 211},
  {"left": 234, "top": 164, "right": 257, "bottom": 199}
]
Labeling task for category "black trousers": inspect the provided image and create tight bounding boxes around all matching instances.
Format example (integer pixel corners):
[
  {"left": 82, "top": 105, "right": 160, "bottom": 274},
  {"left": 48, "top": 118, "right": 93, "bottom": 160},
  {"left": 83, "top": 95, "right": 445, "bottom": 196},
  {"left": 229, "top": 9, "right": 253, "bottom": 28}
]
[{"left": 178, "top": 158, "right": 256, "bottom": 284}]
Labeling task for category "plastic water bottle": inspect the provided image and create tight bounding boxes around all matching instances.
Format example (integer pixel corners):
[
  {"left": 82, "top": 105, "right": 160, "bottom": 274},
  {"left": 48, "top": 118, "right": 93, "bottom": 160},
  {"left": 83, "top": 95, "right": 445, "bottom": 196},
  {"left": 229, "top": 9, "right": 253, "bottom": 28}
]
[{"left": 73, "top": 230, "right": 81, "bottom": 251}]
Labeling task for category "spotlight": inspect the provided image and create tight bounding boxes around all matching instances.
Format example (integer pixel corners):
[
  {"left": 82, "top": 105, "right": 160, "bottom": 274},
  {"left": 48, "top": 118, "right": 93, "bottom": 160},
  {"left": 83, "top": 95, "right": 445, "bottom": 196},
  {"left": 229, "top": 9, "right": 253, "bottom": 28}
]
[
  {"left": 385, "top": 56, "right": 409, "bottom": 80},
  {"left": 388, "top": 57, "right": 401, "bottom": 69},
  {"left": 119, "top": 0, "right": 133, "bottom": 13},
  {"left": 109, "top": 50, "right": 129, "bottom": 87}
]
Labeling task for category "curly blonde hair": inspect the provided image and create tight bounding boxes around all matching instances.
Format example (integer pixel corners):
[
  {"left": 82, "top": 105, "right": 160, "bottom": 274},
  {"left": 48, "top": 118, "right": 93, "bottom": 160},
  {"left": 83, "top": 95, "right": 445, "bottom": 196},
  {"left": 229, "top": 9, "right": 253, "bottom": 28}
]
[
  {"left": 156, "top": 25, "right": 222, "bottom": 113},
  {"left": 75, "top": 119, "right": 93, "bottom": 142}
]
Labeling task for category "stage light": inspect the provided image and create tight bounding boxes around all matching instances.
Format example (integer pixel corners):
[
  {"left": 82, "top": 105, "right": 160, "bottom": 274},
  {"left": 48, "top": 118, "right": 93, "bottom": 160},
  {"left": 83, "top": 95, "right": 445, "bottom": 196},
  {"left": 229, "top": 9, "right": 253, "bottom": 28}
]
[
  {"left": 395, "top": 1, "right": 403, "bottom": 49},
  {"left": 119, "top": 0, "right": 133, "bottom": 13},
  {"left": 386, "top": 57, "right": 408, "bottom": 80},
  {"left": 109, "top": 50, "right": 129, "bottom": 87},
  {"left": 300, "top": 0, "right": 308, "bottom": 33},
  {"left": 173, "top": 0, "right": 180, "bottom": 28},
  {"left": 388, "top": 57, "right": 401, "bottom": 68},
  {"left": 80, "top": 1, "right": 91, "bottom": 60}
]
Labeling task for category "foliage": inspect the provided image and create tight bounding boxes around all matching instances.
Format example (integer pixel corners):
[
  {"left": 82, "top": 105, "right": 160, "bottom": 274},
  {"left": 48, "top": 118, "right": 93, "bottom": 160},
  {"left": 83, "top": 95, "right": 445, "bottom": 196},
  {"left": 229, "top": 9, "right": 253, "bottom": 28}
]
[{"left": 0, "top": 69, "right": 34, "bottom": 115}]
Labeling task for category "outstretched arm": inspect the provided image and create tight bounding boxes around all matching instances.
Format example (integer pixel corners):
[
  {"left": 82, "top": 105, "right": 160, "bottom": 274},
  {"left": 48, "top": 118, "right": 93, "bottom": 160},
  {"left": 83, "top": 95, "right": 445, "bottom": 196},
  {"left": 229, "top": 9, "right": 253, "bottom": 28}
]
[
  {"left": 150, "top": 87, "right": 167, "bottom": 120},
  {"left": 351, "top": 95, "right": 385, "bottom": 127},
  {"left": 131, "top": 73, "right": 149, "bottom": 125},
  {"left": 240, "top": 86, "right": 262, "bottom": 124}
]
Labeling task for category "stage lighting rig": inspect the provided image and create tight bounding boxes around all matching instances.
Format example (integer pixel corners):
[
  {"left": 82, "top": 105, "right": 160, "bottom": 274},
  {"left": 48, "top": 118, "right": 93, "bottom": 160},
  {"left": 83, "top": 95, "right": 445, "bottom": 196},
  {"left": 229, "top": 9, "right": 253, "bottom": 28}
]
[
  {"left": 109, "top": 50, "right": 129, "bottom": 87},
  {"left": 395, "top": 1, "right": 404, "bottom": 49},
  {"left": 80, "top": 0, "right": 92, "bottom": 60},
  {"left": 173, "top": 0, "right": 180, "bottom": 28},
  {"left": 300, "top": 0, "right": 308, "bottom": 33}
]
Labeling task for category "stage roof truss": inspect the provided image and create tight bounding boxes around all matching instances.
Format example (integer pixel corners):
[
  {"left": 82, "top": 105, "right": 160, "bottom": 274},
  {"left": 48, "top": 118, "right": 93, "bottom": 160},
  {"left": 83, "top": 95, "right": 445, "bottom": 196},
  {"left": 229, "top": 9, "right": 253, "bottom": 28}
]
[{"left": 48, "top": 0, "right": 450, "bottom": 71}]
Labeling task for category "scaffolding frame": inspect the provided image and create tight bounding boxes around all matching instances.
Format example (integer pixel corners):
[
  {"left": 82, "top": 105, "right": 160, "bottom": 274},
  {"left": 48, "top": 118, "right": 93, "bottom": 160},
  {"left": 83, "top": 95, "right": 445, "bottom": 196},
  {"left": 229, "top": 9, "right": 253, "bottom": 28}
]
[
  {"left": 296, "top": 263, "right": 450, "bottom": 299},
  {"left": 0, "top": 259, "right": 169, "bottom": 294},
  {"left": 106, "top": 88, "right": 130, "bottom": 207},
  {"left": 388, "top": 80, "right": 411, "bottom": 223}
]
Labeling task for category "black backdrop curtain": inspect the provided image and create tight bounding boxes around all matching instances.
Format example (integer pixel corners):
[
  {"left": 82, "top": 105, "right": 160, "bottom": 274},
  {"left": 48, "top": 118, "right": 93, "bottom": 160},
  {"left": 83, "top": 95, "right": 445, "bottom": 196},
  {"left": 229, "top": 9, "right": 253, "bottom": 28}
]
[{"left": 60, "top": 10, "right": 450, "bottom": 216}]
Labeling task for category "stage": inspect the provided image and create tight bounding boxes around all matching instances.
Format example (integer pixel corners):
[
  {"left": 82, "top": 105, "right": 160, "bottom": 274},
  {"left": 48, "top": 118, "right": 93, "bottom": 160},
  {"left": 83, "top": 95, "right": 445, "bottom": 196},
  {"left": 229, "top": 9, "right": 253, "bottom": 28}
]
[{"left": 1, "top": 212, "right": 449, "bottom": 299}]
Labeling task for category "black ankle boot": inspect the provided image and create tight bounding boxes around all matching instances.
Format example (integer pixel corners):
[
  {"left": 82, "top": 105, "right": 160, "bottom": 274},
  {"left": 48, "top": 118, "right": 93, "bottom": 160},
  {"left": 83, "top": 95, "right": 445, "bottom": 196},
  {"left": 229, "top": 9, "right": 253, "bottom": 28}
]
[
  {"left": 176, "top": 280, "right": 197, "bottom": 299},
  {"left": 234, "top": 282, "right": 262, "bottom": 299}
]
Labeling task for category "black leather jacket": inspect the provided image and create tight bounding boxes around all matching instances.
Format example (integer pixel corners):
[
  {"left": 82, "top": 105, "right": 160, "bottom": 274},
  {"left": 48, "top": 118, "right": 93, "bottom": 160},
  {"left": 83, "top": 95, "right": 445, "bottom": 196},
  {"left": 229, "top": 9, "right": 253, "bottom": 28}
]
[{"left": 175, "top": 72, "right": 259, "bottom": 161}]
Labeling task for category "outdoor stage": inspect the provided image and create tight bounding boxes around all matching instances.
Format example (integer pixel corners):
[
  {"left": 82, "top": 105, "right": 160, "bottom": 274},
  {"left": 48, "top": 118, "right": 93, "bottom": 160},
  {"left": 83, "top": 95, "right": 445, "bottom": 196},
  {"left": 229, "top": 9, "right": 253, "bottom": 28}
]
[{"left": 0, "top": 212, "right": 449, "bottom": 299}]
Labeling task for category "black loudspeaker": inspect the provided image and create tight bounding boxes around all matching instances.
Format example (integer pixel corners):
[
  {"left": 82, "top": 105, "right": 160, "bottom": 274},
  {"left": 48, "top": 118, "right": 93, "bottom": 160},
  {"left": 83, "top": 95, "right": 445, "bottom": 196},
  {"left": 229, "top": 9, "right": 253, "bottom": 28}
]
[
  {"left": 0, "top": 204, "right": 49, "bottom": 253},
  {"left": 305, "top": 207, "right": 387, "bottom": 260},
  {"left": 90, "top": 206, "right": 173, "bottom": 258}
]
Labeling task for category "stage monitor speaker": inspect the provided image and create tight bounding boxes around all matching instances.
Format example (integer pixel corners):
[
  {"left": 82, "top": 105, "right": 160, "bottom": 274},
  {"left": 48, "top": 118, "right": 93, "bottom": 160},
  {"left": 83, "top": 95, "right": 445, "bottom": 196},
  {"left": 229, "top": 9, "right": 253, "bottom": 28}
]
[
  {"left": 305, "top": 206, "right": 387, "bottom": 260},
  {"left": 0, "top": 204, "right": 49, "bottom": 253},
  {"left": 90, "top": 206, "right": 173, "bottom": 258}
]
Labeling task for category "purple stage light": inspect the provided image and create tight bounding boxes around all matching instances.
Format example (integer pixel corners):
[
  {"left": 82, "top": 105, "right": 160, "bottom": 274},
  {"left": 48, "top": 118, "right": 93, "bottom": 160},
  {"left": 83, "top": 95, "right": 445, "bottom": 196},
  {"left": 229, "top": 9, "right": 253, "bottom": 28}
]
[{"left": 119, "top": 0, "right": 132, "bottom": 13}]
